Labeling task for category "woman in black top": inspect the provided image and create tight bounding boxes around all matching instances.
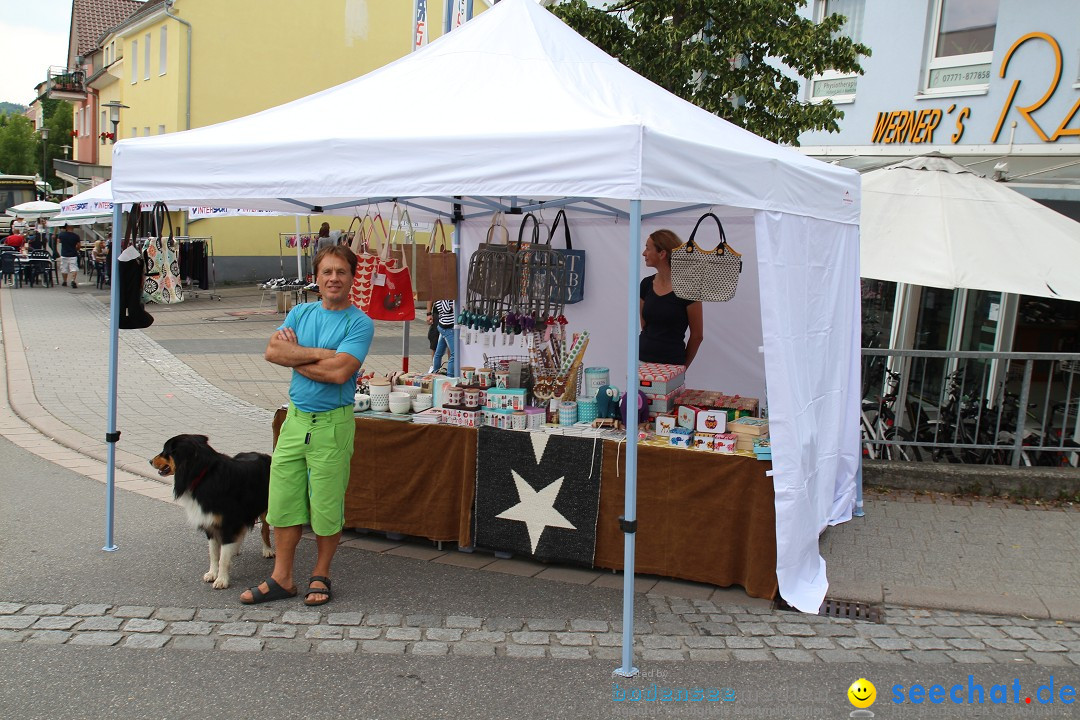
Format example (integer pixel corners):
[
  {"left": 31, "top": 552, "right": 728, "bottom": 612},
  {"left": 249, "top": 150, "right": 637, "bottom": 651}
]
[{"left": 639, "top": 229, "right": 703, "bottom": 367}]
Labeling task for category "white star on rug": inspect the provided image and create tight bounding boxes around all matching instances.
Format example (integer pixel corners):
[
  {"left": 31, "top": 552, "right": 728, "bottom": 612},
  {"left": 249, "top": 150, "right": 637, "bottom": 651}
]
[{"left": 496, "top": 470, "right": 576, "bottom": 553}]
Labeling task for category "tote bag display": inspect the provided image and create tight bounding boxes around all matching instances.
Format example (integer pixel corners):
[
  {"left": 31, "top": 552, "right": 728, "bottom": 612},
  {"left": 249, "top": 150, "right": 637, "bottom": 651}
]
[
  {"left": 421, "top": 218, "right": 458, "bottom": 301},
  {"left": 367, "top": 205, "right": 416, "bottom": 321},
  {"left": 348, "top": 208, "right": 388, "bottom": 312},
  {"left": 670, "top": 212, "right": 742, "bottom": 303},
  {"left": 548, "top": 209, "right": 586, "bottom": 304},
  {"left": 141, "top": 202, "right": 184, "bottom": 305}
]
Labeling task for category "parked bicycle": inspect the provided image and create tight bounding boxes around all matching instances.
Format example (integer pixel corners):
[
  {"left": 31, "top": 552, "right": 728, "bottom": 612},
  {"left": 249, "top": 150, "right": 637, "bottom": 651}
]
[{"left": 861, "top": 368, "right": 921, "bottom": 461}]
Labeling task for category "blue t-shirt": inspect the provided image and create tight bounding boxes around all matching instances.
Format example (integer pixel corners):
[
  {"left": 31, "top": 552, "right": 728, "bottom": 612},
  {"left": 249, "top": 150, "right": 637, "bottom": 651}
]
[{"left": 280, "top": 302, "right": 374, "bottom": 412}]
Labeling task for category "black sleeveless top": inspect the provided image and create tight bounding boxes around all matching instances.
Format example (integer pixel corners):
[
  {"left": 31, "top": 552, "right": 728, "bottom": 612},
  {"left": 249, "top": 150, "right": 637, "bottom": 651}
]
[{"left": 639, "top": 275, "right": 693, "bottom": 365}]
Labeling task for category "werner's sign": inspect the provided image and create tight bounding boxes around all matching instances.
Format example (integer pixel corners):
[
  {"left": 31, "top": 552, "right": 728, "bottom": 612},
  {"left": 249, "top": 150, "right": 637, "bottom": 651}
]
[{"left": 870, "top": 32, "right": 1079, "bottom": 145}]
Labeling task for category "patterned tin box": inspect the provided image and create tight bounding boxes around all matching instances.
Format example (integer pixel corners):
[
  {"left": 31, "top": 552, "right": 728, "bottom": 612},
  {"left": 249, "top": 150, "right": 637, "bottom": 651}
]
[
  {"left": 669, "top": 427, "right": 693, "bottom": 448},
  {"left": 638, "top": 362, "right": 687, "bottom": 396}
]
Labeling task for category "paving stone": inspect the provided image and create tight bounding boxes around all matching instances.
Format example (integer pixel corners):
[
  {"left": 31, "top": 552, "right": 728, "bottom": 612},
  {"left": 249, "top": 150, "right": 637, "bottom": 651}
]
[
  {"left": 23, "top": 604, "right": 65, "bottom": 616},
  {"left": 912, "top": 637, "right": 952, "bottom": 651},
  {"left": 688, "top": 649, "right": 732, "bottom": 662},
  {"left": 410, "top": 641, "right": 450, "bottom": 656},
  {"left": 570, "top": 620, "right": 609, "bottom": 633},
  {"left": 240, "top": 610, "right": 278, "bottom": 622},
  {"left": 315, "top": 640, "right": 358, "bottom": 654},
  {"left": 69, "top": 632, "right": 123, "bottom": 647},
  {"left": 221, "top": 638, "right": 264, "bottom": 652},
  {"left": 641, "top": 636, "right": 682, "bottom": 650},
  {"left": 595, "top": 633, "right": 624, "bottom": 647},
  {"left": 1024, "top": 651, "right": 1074, "bottom": 666},
  {"left": 947, "top": 638, "right": 987, "bottom": 651},
  {"left": 896, "top": 625, "right": 933, "bottom": 638},
  {"left": 930, "top": 626, "right": 972, "bottom": 639},
  {"left": 505, "top": 644, "right": 546, "bottom": 659},
  {"left": 348, "top": 627, "right": 383, "bottom": 640},
  {"left": 1037, "top": 627, "right": 1079, "bottom": 642},
  {"left": 1066, "top": 653, "right": 1080, "bottom": 666},
  {"left": 593, "top": 647, "right": 622, "bottom": 661},
  {"left": 169, "top": 621, "right": 213, "bottom": 636},
  {"left": 773, "top": 649, "right": 815, "bottom": 663},
  {"left": 77, "top": 617, "right": 123, "bottom": 632},
  {"left": 445, "top": 615, "right": 483, "bottom": 629},
  {"left": 764, "top": 636, "right": 796, "bottom": 649},
  {"left": 125, "top": 618, "right": 167, "bottom": 633},
  {"left": 983, "top": 638, "right": 1027, "bottom": 651},
  {"left": 935, "top": 616, "right": 962, "bottom": 626},
  {"left": 362, "top": 640, "right": 407, "bottom": 655},
  {"left": 217, "top": 622, "right": 258, "bottom": 637},
  {"left": 554, "top": 632, "right": 593, "bottom": 647},
  {"left": 405, "top": 614, "right": 441, "bottom": 628},
  {"left": 64, "top": 604, "right": 110, "bottom": 617},
  {"left": 796, "top": 637, "right": 837, "bottom": 650},
  {"left": 900, "top": 649, "right": 957, "bottom": 664},
  {"left": 0, "top": 630, "right": 28, "bottom": 643},
  {"left": 463, "top": 630, "right": 505, "bottom": 643},
  {"left": 511, "top": 631, "right": 550, "bottom": 645},
  {"left": 0, "top": 616, "right": 35, "bottom": 630},
  {"left": 736, "top": 622, "right": 773, "bottom": 636},
  {"left": 652, "top": 622, "right": 694, "bottom": 636},
  {"left": 966, "top": 626, "right": 1007, "bottom": 640},
  {"left": 725, "top": 637, "right": 765, "bottom": 649},
  {"left": 282, "top": 611, "right": 321, "bottom": 625},
  {"left": 33, "top": 617, "right": 79, "bottom": 631},
  {"left": 154, "top": 608, "right": 196, "bottom": 622},
  {"left": 815, "top": 625, "right": 857, "bottom": 637},
  {"left": 259, "top": 623, "right": 297, "bottom": 639},
  {"left": 0, "top": 603, "right": 25, "bottom": 615},
  {"left": 425, "top": 628, "right": 463, "bottom": 642},
  {"left": 122, "top": 634, "right": 170, "bottom": 649},
  {"left": 871, "top": 637, "right": 913, "bottom": 651},
  {"left": 306, "top": 626, "right": 345, "bottom": 640},
  {"left": 385, "top": 627, "right": 422, "bottom": 641},
  {"left": 642, "top": 649, "right": 688, "bottom": 661},
  {"left": 264, "top": 639, "right": 312, "bottom": 653},
  {"left": 26, "top": 630, "right": 71, "bottom": 645},
  {"left": 684, "top": 637, "right": 727, "bottom": 649},
  {"left": 858, "top": 650, "right": 908, "bottom": 664},
  {"left": 699, "top": 623, "right": 738, "bottom": 636},
  {"left": 486, "top": 617, "right": 525, "bottom": 632},
  {"left": 453, "top": 642, "right": 496, "bottom": 657},
  {"left": 730, "top": 649, "right": 770, "bottom": 662},
  {"left": 196, "top": 609, "right": 244, "bottom": 623},
  {"left": 815, "top": 649, "right": 863, "bottom": 663},
  {"left": 327, "top": 612, "right": 364, "bottom": 626},
  {"left": 1022, "top": 639, "right": 1067, "bottom": 652},
  {"left": 776, "top": 623, "right": 815, "bottom": 637},
  {"left": 1002, "top": 627, "right": 1041, "bottom": 640},
  {"left": 945, "top": 651, "right": 994, "bottom": 663},
  {"left": 854, "top": 624, "right": 899, "bottom": 638},
  {"left": 612, "top": 621, "right": 654, "bottom": 635},
  {"left": 169, "top": 636, "right": 217, "bottom": 651},
  {"left": 836, "top": 637, "right": 873, "bottom": 650},
  {"left": 550, "top": 646, "right": 591, "bottom": 660},
  {"left": 113, "top": 606, "right": 154, "bottom": 619},
  {"left": 525, "top": 618, "right": 566, "bottom": 632}
]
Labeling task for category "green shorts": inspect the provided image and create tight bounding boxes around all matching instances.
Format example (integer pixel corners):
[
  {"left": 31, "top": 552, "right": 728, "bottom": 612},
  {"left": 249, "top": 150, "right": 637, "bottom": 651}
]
[{"left": 267, "top": 403, "right": 355, "bottom": 536}]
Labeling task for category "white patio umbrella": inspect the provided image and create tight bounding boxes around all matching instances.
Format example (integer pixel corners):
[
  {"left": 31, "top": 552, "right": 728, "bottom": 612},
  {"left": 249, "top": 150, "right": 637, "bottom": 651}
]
[
  {"left": 6, "top": 200, "right": 63, "bottom": 220},
  {"left": 861, "top": 154, "right": 1080, "bottom": 301}
]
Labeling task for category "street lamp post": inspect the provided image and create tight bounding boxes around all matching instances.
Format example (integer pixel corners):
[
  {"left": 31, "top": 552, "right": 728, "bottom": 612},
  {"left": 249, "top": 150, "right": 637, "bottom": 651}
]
[
  {"left": 101, "top": 100, "right": 129, "bottom": 144},
  {"left": 38, "top": 126, "right": 50, "bottom": 196}
]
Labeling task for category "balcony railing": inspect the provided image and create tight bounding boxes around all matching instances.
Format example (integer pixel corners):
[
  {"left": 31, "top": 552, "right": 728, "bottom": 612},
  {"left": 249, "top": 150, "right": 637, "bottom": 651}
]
[{"left": 45, "top": 67, "right": 86, "bottom": 97}]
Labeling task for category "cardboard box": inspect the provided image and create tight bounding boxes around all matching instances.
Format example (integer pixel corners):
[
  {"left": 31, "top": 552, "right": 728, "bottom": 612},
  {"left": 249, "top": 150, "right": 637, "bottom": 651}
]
[
  {"left": 695, "top": 409, "right": 727, "bottom": 434},
  {"left": 486, "top": 387, "right": 527, "bottom": 411},
  {"left": 638, "top": 362, "right": 687, "bottom": 396},
  {"left": 712, "top": 433, "right": 738, "bottom": 453},
  {"left": 644, "top": 387, "right": 684, "bottom": 415},
  {"left": 692, "top": 432, "right": 713, "bottom": 451},
  {"left": 729, "top": 416, "right": 770, "bottom": 436},
  {"left": 677, "top": 405, "right": 704, "bottom": 430},
  {"left": 669, "top": 427, "right": 693, "bottom": 448},
  {"left": 654, "top": 414, "right": 677, "bottom": 436}
]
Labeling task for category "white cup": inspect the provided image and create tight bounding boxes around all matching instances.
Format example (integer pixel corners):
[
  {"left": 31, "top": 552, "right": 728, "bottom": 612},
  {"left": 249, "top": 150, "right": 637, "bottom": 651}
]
[
  {"left": 412, "top": 397, "right": 431, "bottom": 413},
  {"left": 354, "top": 394, "right": 371, "bottom": 411}
]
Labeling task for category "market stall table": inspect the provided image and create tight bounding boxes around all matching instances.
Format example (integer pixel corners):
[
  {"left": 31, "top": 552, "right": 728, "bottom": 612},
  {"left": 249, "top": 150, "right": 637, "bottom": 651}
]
[{"left": 272, "top": 410, "right": 778, "bottom": 599}]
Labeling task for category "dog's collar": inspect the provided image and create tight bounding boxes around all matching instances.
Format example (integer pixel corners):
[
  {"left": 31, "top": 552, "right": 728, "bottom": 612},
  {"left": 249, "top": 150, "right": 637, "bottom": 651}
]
[{"left": 188, "top": 467, "right": 209, "bottom": 493}]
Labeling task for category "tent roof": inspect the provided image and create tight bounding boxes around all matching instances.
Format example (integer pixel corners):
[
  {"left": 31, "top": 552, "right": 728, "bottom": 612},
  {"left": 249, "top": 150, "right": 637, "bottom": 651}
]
[
  {"left": 111, "top": 0, "right": 857, "bottom": 225},
  {"left": 861, "top": 154, "right": 1080, "bottom": 301}
]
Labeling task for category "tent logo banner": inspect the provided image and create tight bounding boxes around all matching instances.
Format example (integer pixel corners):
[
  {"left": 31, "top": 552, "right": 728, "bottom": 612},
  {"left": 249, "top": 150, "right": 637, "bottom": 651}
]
[
  {"left": 451, "top": 0, "right": 468, "bottom": 30},
  {"left": 474, "top": 427, "right": 603, "bottom": 566},
  {"left": 413, "top": 0, "right": 428, "bottom": 51}
]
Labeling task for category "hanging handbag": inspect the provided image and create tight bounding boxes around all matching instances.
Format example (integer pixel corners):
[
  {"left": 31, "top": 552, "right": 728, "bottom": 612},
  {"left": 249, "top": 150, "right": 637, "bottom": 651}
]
[
  {"left": 670, "top": 212, "right": 742, "bottom": 303},
  {"left": 422, "top": 218, "right": 458, "bottom": 301},
  {"left": 141, "top": 202, "right": 184, "bottom": 305},
  {"left": 508, "top": 212, "right": 567, "bottom": 332},
  {"left": 462, "top": 212, "right": 516, "bottom": 330},
  {"left": 548, "top": 209, "right": 586, "bottom": 304},
  {"left": 366, "top": 204, "right": 416, "bottom": 322},
  {"left": 348, "top": 207, "right": 387, "bottom": 313}
]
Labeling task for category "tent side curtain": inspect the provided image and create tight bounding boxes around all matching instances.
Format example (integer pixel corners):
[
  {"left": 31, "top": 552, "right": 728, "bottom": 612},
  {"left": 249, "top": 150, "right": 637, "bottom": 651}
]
[{"left": 754, "top": 211, "right": 861, "bottom": 612}]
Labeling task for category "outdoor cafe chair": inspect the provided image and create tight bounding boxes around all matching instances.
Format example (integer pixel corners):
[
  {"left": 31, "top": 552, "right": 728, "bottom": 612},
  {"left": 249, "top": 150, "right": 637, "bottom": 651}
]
[
  {"left": 0, "top": 251, "right": 21, "bottom": 288},
  {"left": 26, "top": 251, "right": 56, "bottom": 288}
]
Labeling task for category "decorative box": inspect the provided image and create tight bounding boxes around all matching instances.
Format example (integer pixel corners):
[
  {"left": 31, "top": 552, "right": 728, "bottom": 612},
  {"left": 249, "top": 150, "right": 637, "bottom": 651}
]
[
  {"left": 729, "top": 416, "right": 770, "bottom": 436},
  {"left": 431, "top": 376, "right": 459, "bottom": 409},
  {"left": 736, "top": 434, "right": 756, "bottom": 452},
  {"left": 669, "top": 427, "right": 693, "bottom": 448},
  {"left": 695, "top": 409, "right": 727, "bottom": 434},
  {"left": 638, "top": 362, "right": 687, "bottom": 396},
  {"left": 753, "top": 436, "right": 772, "bottom": 460},
  {"left": 441, "top": 404, "right": 463, "bottom": 425},
  {"left": 692, "top": 432, "right": 714, "bottom": 451},
  {"left": 644, "top": 387, "right": 684, "bottom": 415},
  {"left": 712, "top": 433, "right": 738, "bottom": 453},
  {"left": 523, "top": 406, "right": 546, "bottom": 429},
  {"left": 484, "top": 407, "right": 514, "bottom": 429},
  {"left": 677, "top": 405, "right": 704, "bottom": 430},
  {"left": 486, "top": 387, "right": 528, "bottom": 411},
  {"left": 678, "top": 390, "right": 759, "bottom": 416},
  {"left": 461, "top": 409, "right": 482, "bottom": 428},
  {"left": 654, "top": 414, "right": 677, "bottom": 436}
]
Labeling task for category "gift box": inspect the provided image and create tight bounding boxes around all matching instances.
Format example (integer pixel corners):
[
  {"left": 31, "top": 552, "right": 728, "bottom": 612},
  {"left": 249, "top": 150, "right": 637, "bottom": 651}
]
[
  {"left": 485, "top": 387, "right": 528, "bottom": 411},
  {"left": 638, "top": 362, "right": 687, "bottom": 396},
  {"left": 677, "top": 405, "right": 704, "bottom": 430},
  {"left": 654, "top": 414, "right": 677, "bottom": 436},
  {"left": 753, "top": 436, "right": 772, "bottom": 460},
  {"left": 432, "top": 376, "right": 459, "bottom": 409},
  {"left": 729, "top": 416, "right": 770, "bottom": 436},
  {"left": 644, "top": 387, "right": 684, "bottom": 415},
  {"left": 678, "top": 390, "right": 759, "bottom": 416},
  {"left": 669, "top": 427, "right": 693, "bottom": 448},
  {"left": 484, "top": 407, "right": 515, "bottom": 429},
  {"left": 712, "top": 433, "right": 738, "bottom": 453},
  {"left": 692, "top": 432, "right": 714, "bottom": 451},
  {"left": 736, "top": 434, "right": 756, "bottom": 452},
  {"left": 523, "top": 406, "right": 546, "bottom": 429},
  {"left": 695, "top": 409, "right": 727, "bottom": 434}
]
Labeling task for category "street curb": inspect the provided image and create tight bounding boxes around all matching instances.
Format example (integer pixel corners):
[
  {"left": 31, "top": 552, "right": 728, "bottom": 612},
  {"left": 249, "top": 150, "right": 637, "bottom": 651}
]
[{"left": 863, "top": 460, "right": 1080, "bottom": 501}]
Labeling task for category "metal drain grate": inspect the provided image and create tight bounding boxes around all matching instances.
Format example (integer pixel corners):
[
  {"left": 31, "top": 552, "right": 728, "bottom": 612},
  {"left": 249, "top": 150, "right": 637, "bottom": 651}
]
[{"left": 773, "top": 596, "right": 885, "bottom": 623}]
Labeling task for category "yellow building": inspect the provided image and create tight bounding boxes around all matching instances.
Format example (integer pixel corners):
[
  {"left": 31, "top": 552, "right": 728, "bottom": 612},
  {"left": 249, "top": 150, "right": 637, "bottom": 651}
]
[{"left": 90, "top": 0, "right": 490, "bottom": 282}]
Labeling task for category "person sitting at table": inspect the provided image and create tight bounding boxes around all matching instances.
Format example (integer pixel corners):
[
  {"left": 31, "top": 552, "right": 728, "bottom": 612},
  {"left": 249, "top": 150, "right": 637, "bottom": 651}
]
[
  {"left": 639, "top": 229, "right": 703, "bottom": 368},
  {"left": 27, "top": 231, "right": 45, "bottom": 252},
  {"left": 92, "top": 238, "right": 110, "bottom": 289},
  {"left": 4, "top": 230, "right": 27, "bottom": 251}
]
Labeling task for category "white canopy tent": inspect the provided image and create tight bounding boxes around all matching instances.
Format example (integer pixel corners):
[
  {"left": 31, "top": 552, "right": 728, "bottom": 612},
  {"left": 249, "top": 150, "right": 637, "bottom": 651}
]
[
  {"left": 109, "top": 0, "right": 860, "bottom": 667},
  {"left": 861, "top": 155, "right": 1080, "bottom": 301}
]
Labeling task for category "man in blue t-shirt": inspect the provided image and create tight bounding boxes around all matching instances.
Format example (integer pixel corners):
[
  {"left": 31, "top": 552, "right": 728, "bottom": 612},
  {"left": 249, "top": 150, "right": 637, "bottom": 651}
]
[{"left": 241, "top": 246, "right": 373, "bottom": 607}]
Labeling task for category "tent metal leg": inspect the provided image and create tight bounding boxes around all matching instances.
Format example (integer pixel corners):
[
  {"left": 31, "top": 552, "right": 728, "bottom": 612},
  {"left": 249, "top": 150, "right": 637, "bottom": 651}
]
[
  {"left": 854, "top": 459, "right": 865, "bottom": 518},
  {"left": 103, "top": 203, "right": 123, "bottom": 552},
  {"left": 614, "top": 200, "right": 642, "bottom": 679}
]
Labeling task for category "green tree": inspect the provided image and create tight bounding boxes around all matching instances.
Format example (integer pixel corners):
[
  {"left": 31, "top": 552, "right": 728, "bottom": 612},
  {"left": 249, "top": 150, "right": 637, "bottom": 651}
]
[
  {"left": 0, "top": 114, "right": 37, "bottom": 176},
  {"left": 550, "top": 0, "right": 870, "bottom": 145},
  {"left": 41, "top": 99, "right": 74, "bottom": 193}
]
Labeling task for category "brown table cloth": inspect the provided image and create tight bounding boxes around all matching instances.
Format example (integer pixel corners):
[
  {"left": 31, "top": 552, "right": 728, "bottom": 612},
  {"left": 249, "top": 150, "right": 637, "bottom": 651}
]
[{"left": 272, "top": 410, "right": 777, "bottom": 599}]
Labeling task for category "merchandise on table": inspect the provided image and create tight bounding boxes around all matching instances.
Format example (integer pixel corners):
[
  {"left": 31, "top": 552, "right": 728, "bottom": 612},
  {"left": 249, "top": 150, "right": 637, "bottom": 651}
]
[
  {"left": 577, "top": 397, "right": 597, "bottom": 424},
  {"left": 486, "top": 387, "right": 527, "bottom": 411},
  {"left": 729, "top": 416, "right": 769, "bottom": 436},
  {"left": 753, "top": 436, "right": 772, "bottom": 460},
  {"left": 431, "top": 376, "right": 458, "bottom": 408},
  {"left": 584, "top": 367, "right": 609, "bottom": 398},
  {"left": 677, "top": 404, "right": 704, "bottom": 429},
  {"left": 735, "top": 434, "right": 757, "bottom": 452},
  {"left": 691, "top": 432, "right": 713, "bottom": 451},
  {"left": 654, "top": 414, "right": 676, "bottom": 436},
  {"left": 695, "top": 409, "right": 727, "bottom": 434},
  {"left": 412, "top": 407, "right": 442, "bottom": 424},
  {"left": 644, "top": 386, "right": 685, "bottom": 415},
  {"left": 559, "top": 400, "right": 578, "bottom": 426},
  {"left": 638, "top": 362, "right": 686, "bottom": 396},
  {"left": 678, "top": 389, "right": 759, "bottom": 415},
  {"left": 483, "top": 407, "right": 515, "bottom": 429},
  {"left": 669, "top": 427, "right": 693, "bottom": 448},
  {"left": 523, "top": 406, "right": 546, "bottom": 429},
  {"left": 712, "top": 433, "right": 738, "bottom": 453}
]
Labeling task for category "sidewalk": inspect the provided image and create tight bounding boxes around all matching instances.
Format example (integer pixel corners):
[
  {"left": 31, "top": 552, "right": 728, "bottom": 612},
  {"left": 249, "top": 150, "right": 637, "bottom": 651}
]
[{"left": 1, "top": 281, "right": 1079, "bottom": 629}]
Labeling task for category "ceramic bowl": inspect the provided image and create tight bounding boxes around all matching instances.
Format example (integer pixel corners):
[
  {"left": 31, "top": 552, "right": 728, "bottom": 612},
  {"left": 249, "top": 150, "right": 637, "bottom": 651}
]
[
  {"left": 389, "top": 398, "right": 412, "bottom": 414},
  {"left": 389, "top": 391, "right": 410, "bottom": 401},
  {"left": 400, "top": 385, "right": 422, "bottom": 399},
  {"left": 354, "top": 393, "right": 371, "bottom": 411},
  {"left": 412, "top": 398, "right": 432, "bottom": 413}
]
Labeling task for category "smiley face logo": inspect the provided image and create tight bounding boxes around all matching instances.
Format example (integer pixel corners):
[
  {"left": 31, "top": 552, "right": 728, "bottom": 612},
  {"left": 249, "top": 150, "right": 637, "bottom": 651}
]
[{"left": 847, "top": 678, "right": 876, "bottom": 709}]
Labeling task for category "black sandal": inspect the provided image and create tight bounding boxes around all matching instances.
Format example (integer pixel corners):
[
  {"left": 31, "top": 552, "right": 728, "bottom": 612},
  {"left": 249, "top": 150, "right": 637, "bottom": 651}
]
[
  {"left": 305, "top": 576, "right": 333, "bottom": 606},
  {"left": 241, "top": 578, "right": 297, "bottom": 605}
]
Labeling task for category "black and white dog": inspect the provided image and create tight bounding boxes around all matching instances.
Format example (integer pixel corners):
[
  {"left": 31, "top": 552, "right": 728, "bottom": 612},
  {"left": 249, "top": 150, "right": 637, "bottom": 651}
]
[{"left": 151, "top": 434, "right": 274, "bottom": 589}]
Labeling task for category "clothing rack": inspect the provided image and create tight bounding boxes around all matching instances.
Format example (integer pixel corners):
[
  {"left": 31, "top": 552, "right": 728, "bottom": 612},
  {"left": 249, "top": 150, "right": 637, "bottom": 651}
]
[
  {"left": 278, "top": 232, "right": 314, "bottom": 281},
  {"left": 176, "top": 236, "right": 219, "bottom": 300}
]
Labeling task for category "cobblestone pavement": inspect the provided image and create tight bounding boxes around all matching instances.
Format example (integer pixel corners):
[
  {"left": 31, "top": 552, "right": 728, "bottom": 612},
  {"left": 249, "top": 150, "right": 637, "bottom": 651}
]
[{"left": 2, "top": 597, "right": 1079, "bottom": 665}]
